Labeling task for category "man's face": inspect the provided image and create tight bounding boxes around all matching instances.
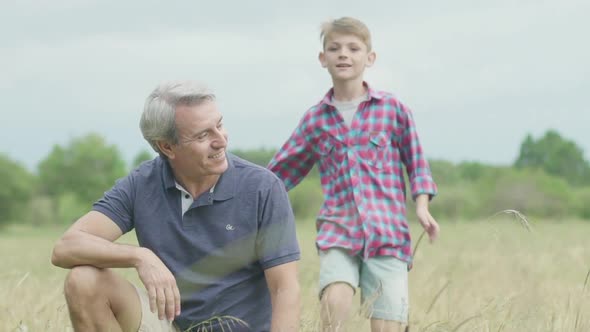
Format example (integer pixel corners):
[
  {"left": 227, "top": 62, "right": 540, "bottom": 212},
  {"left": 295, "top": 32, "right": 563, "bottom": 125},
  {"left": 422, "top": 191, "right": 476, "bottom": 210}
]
[
  {"left": 168, "top": 100, "right": 228, "bottom": 179},
  {"left": 319, "top": 33, "right": 375, "bottom": 82}
]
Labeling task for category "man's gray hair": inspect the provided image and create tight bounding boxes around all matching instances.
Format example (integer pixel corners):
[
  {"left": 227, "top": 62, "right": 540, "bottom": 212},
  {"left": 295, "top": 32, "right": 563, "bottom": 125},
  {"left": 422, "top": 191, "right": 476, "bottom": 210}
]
[{"left": 140, "top": 80, "right": 216, "bottom": 155}]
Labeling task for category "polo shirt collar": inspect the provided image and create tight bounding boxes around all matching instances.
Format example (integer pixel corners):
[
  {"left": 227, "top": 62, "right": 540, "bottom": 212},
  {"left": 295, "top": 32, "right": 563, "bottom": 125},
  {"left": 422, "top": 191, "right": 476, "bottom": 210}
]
[
  {"left": 160, "top": 153, "right": 236, "bottom": 201},
  {"left": 212, "top": 153, "right": 236, "bottom": 201},
  {"left": 162, "top": 157, "right": 177, "bottom": 190}
]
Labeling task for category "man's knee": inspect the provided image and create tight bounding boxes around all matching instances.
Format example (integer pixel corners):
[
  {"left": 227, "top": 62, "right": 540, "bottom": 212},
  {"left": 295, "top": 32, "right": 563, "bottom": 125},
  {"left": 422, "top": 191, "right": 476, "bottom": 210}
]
[{"left": 64, "top": 265, "right": 106, "bottom": 301}]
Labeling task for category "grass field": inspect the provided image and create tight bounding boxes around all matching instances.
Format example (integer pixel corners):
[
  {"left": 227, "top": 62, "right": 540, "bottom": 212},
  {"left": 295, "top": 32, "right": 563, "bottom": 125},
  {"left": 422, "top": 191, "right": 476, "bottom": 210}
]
[{"left": 1, "top": 218, "right": 589, "bottom": 331}]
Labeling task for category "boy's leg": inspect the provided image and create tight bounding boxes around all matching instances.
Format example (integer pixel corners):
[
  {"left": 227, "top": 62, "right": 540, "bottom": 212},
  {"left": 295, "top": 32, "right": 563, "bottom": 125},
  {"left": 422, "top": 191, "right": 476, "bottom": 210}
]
[
  {"left": 360, "top": 256, "right": 409, "bottom": 332},
  {"left": 64, "top": 265, "right": 174, "bottom": 332},
  {"left": 318, "top": 248, "right": 360, "bottom": 331}
]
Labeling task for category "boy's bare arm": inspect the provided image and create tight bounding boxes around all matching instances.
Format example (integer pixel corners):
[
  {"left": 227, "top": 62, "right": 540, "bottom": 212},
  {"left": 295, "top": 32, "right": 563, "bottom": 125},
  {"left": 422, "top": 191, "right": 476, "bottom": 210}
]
[{"left": 415, "top": 194, "right": 440, "bottom": 242}]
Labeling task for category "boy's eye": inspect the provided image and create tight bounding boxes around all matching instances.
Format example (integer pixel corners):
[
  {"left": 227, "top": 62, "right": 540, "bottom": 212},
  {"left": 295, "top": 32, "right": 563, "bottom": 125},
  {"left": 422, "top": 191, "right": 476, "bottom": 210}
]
[{"left": 328, "top": 47, "right": 338, "bottom": 51}]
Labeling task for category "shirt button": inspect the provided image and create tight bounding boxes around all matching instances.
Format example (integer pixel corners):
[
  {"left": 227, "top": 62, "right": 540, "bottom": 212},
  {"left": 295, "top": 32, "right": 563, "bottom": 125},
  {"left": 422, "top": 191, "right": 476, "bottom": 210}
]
[{"left": 185, "top": 194, "right": 190, "bottom": 199}]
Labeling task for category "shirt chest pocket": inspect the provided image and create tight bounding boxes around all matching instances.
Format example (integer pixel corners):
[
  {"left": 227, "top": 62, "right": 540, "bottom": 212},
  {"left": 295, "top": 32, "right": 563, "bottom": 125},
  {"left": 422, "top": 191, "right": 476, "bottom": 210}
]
[
  {"left": 355, "top": 132, "right": 396, "bottom": 171},
  {"left": 316, "top": 137, "right": 345, "bottom": 176}
]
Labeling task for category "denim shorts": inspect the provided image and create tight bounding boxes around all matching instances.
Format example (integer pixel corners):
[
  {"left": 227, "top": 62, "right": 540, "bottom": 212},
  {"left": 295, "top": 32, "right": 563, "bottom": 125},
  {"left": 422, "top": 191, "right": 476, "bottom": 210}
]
[{"left": 318, "top": 248, "right": 409, "bottom": 322}]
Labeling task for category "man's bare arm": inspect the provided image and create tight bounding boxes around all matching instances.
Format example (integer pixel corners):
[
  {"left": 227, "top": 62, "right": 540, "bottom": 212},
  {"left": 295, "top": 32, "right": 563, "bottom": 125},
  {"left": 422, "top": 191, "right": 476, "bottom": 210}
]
[
  {"left": 51, "top": 211, "right": 181, "bottom": 320},
  {"left": 264, "top": 261, "right": 300, "bottom": 332},
  {"left": 51, "top": 211, "right": 143, "bottom": 268}
]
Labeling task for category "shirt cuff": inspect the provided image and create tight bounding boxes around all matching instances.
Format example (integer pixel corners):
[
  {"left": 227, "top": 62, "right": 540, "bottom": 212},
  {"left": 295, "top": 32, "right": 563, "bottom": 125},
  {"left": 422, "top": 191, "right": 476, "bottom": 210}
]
[
  {"left": 411, "top": 176, "right": 438, "bottom": 201},
  {"left": 260, "top": 252, "right": 301, "bottom": 270}
]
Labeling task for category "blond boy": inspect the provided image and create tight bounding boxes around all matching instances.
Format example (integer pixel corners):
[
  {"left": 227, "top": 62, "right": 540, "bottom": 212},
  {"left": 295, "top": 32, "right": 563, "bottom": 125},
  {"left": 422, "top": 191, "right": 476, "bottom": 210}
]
[{"left": 268, "top": 17, "right": 439, "bottom": 331}]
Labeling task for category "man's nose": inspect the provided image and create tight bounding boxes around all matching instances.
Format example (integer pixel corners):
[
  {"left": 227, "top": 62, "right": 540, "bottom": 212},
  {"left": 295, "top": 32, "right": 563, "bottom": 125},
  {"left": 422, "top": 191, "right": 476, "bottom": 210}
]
[{"left": 212, "top": 128, "right": 228, "bottom": 148}]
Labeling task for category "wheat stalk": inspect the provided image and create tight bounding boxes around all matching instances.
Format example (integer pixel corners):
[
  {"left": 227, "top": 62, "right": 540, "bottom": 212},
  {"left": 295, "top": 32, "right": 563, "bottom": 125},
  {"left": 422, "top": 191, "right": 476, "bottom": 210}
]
[
  {"left": 187, "top": 315, "right": 249, "bottom": 332},
  {"left": 573, "top": 268, "right": 590, "bottom": 332},
  {"left": 487, "top": 209, "right": 533, "bottom": 232},
  {"left": 425, "top": 281, "right": 450, "bottom": 315}
]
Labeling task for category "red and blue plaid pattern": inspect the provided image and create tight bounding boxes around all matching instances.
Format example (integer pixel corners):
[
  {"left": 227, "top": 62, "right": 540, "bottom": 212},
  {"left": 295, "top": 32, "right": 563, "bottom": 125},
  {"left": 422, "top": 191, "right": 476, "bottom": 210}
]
[{"left": 268, "top": 84, "right": 437, "bottom": 263}]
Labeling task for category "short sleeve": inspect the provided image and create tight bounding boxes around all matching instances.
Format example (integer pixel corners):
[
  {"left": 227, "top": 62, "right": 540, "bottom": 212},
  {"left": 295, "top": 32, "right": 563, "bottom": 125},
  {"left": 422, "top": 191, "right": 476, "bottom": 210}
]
[
  {"left": 92, "top": 174, "right": 136, "bottom": 234},
  {"left": 255, "top": 178, "right": 301, "bottom": 270}
]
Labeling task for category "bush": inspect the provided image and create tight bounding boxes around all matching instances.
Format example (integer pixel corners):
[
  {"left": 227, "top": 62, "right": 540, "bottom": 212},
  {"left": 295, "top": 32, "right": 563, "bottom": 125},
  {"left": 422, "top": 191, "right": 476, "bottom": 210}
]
[
  {"left": 56, "top": 192, "right": 90, "bottom": 224},
  {"left": 0, "top": 154, "right": 35, "bottom": 226},
  {"left": 288, "top": 177, "right": 323, "bottom": 222},
  {"left": 477, "top": 168, "right": 572, "bottom": 219},
  {"left": 428, "top": 182, "right": 481, "bottom": 221},
  {"left": 573, "top": 187, "right": 590, "bottom": 220},
  {"left": 25, "top": 193, "right": 89, "bottom": 226},
  {"left": 26, "top": 195, "right": 57, "bottom": 226}
]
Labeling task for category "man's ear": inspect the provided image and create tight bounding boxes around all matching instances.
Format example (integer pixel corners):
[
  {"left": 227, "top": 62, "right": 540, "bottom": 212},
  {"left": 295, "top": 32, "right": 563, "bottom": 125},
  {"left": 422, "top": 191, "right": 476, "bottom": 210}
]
[
  {"left": 318, "top": 52, "right": 327, "bottom": 68},
  {"left": 366, "top": 51, "right": 376, "bottom": 68},
  {"left": 156, "top": 141, "right": 175, "bottom": 159}
]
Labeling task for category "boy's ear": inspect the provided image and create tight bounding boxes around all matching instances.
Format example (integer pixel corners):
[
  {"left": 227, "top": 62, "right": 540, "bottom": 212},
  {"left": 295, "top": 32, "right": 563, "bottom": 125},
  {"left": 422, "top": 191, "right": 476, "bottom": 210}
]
[
  {"left": 318, "top": 52, "right": 327, "bottom": 68},
  {"left": 366, "top": 51, "right": 377, "bottom": 67}
]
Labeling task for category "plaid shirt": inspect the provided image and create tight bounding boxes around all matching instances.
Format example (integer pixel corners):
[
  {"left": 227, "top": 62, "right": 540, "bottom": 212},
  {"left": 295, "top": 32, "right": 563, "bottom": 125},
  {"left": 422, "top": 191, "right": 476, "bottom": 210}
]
[{"left": 268, "top": 84, "right": 437, "bottom": 263}]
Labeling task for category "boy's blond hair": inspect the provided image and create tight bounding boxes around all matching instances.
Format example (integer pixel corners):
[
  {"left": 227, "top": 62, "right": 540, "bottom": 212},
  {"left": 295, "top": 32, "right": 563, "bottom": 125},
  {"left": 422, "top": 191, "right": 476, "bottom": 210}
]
[{"left": 320, "top": 17, "right": 372, "bottom": 51}]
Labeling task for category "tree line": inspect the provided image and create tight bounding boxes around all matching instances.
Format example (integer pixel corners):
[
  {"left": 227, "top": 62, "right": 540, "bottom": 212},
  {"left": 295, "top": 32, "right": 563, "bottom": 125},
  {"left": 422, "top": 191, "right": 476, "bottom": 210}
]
[{"left": 2, "top": 130, "right": 589, "bottom": 227}]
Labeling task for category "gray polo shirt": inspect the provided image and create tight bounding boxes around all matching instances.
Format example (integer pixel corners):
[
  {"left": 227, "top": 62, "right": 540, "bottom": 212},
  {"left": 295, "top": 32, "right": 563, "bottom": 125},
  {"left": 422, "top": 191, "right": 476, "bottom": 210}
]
[{"left": 93, "top": 153, "right": 300, "bottom": 332}]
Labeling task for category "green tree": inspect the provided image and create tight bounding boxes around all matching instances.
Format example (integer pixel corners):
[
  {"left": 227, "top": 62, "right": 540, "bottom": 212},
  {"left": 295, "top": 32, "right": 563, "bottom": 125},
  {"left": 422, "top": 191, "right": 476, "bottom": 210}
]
[
  {"left": 514, "top": 130, "right": 590, "bottom": 186},
  {"left": 428, "top": 159, "right": 461, "bottom": 185},
  {"left": 132, "top": 149, "right": 155, "bottom": 169},
  {"left": 231, "top": 148, "right": 277, "bottom": 167},
  {"left": 478, "top": 167, "right": 573, "bottom": 219},
  {"left": 288, "top": 177, "right": 324, "bottom": 222},
  {"left": 0, "top": 154, "right": 35, "bottom": 225},
  {"left": 38, "top": 133, "right": 127, "bottom": 205}
]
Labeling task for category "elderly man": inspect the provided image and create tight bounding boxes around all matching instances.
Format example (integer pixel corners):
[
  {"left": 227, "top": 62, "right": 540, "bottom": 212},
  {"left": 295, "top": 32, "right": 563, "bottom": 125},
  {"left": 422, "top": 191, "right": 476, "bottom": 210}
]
[{"left": 51, "top": 80, "right": 301, "bottom": 332}]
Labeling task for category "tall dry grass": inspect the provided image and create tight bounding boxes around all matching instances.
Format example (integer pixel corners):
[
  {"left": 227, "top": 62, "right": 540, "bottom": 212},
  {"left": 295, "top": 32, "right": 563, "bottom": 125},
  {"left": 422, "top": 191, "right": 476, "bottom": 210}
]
[{"left": 1, "top": 218, "right": 589, "bottom": 331}]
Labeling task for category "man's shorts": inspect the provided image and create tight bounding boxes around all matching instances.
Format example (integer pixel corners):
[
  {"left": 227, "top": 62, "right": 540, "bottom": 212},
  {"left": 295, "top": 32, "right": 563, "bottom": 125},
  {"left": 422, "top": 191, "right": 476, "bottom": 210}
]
[
  {"left": 318, "top": 248, "right": 409, "bottom": 323},
  {"left": 134, "top": 285, "right": 180, "bottom": 332}
]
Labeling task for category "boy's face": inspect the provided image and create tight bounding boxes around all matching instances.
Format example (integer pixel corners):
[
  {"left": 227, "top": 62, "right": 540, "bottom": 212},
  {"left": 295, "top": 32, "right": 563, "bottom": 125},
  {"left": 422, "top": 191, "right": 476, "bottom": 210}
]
[{"left": 319, "top": 33, "right": 376, "bottom": 83}]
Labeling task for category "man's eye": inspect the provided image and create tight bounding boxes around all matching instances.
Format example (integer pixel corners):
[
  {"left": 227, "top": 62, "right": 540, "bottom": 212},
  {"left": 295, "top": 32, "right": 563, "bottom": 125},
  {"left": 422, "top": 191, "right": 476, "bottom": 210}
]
[
  {"left": 217, "top": 123, "right": 224, "bottom": 129},
  {"left": 328, "top": 47, "right": 338, "bottom": 51},
  {"left": 198, "top": 133, "right": 208, "bottom": 140}
]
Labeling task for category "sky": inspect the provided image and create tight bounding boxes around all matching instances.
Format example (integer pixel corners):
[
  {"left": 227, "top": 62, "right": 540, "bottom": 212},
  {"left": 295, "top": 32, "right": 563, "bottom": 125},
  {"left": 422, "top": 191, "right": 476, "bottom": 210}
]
[{"left": 1, "top": 0, "right": 589, "bottom": 171}]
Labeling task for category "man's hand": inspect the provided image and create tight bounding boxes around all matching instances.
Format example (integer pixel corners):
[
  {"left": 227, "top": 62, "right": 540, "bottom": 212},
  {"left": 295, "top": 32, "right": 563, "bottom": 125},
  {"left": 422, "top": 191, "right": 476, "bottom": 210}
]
[
  {"left": 135, "top": 248, "right": 181, "bottom": 321},
  {"left": 415, "top": 194, "right": 440, "bottom": 243}
]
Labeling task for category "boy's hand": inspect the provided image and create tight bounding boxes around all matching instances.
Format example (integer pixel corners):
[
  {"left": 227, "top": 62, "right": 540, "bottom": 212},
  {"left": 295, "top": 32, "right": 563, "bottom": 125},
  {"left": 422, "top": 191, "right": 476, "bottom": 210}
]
[{"left": 416, "top": 207, "right": 440, "bottom": 243}]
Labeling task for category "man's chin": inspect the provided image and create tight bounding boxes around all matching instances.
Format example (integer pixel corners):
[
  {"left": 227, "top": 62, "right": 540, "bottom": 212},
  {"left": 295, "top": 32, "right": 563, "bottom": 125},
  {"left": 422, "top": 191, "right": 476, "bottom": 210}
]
[{"left": 212, "top": 159, "right": 229, "bottom": 174}]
